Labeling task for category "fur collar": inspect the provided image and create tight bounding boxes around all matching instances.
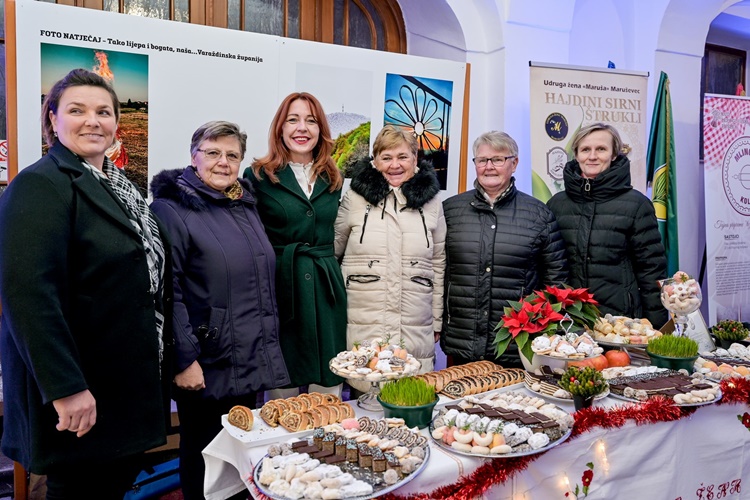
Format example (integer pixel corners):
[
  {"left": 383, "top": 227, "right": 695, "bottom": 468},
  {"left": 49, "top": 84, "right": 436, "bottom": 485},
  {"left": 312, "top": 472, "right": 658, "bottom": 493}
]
[
  {"left": 150, "top": 167, "right": 255, "bottom": 211},
  {"left": 349, "top": 157, "right": 440, "bottom": 209}
]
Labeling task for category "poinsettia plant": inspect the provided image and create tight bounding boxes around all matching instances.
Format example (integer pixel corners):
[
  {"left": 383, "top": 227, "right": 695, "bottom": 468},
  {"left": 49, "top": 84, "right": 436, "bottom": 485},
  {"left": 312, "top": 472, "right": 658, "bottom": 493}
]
[{"left": 493, "top": 285, "right": 600, "bottom": 363}]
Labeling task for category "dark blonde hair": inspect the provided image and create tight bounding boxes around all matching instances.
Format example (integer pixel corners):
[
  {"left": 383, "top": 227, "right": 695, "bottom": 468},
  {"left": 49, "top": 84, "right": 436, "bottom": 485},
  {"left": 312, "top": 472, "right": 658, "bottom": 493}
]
[
  {"left": 373, "top": 124, "right": 418, "bottom": 158},
  {"left": 251, "top": 92, "right": 342, "bottom": 191},
  {"left": 41, "top": 68, "right": 120, "bottom": 146},
  {"left": 572, "top": 122, "right": 625, "bottom": 158}
]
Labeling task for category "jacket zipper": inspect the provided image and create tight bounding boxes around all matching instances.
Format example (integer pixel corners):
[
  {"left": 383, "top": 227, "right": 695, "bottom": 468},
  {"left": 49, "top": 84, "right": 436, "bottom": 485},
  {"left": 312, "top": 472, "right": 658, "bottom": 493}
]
[
  {"left": 418, "top": 208, "right": 430, "bottom": 248},
  {"left": 359, "top": 204, "right": 371, "bottom": 244},
  {"left": 446, "top": 282, "right": 451, "bottom": 324}
]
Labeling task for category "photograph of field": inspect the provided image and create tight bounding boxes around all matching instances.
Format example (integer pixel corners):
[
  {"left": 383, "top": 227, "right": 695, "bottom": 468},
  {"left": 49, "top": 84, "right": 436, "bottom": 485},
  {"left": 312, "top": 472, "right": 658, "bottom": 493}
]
[{"left": 41, "top": 43, "right": 149, "bottom": 194}]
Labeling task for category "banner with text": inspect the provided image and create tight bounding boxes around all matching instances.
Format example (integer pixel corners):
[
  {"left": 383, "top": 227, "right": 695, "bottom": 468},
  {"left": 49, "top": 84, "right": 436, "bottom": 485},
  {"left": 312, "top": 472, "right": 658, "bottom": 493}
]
[
  {"left": 529, "top": 63, "right": 649, "bottom": 202},
  {"left": 14, "top": 0, "right": 467, "bottom": 196},
  {"left": 703, "top": 94, "right": 750, "bottom": 324}
]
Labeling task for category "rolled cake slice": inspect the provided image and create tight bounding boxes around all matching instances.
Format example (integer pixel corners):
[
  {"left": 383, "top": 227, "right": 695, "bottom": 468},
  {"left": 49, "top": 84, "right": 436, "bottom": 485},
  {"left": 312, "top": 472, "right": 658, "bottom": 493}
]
[{"left": 227, "top": 405, "right": 254, "bottom": 431}]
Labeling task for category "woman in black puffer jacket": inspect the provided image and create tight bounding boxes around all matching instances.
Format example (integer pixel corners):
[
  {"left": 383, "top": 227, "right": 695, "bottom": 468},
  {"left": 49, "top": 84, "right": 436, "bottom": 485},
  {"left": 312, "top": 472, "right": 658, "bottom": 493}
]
[{"left": 547, "top": 123, "right": 668, "bottom": 328}]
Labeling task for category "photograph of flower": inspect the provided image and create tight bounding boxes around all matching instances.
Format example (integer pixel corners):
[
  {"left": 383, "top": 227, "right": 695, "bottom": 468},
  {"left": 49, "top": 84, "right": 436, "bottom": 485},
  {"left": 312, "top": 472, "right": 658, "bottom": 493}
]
[
  {"left": 41, "top": 43, "right": 149, "bottom": 193},
  {"left": 383, "top": 73, "right": 453, "bottom": 189}
]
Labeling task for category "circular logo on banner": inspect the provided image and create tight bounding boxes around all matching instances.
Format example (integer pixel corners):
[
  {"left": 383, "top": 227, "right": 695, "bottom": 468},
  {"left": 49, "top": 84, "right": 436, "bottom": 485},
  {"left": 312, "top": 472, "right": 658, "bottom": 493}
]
[
  {"left": 546, "top": 147, "right": 567, "bottom": 181},
  {"left": 0, "top": 141, "right": 7, "bottom": 162},
  {"left": 545, "top": 113, "right": 568, "bottom": 141},
  {"left": 722, "top": 137, "right": 750, "bottom": 216}
]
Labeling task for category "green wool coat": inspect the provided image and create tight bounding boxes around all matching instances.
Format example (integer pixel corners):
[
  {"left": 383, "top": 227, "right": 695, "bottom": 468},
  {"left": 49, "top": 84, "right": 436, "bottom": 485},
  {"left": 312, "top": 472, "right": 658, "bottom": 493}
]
[{"left": 244, "top": 166, "right": 346, "bottom": 387}]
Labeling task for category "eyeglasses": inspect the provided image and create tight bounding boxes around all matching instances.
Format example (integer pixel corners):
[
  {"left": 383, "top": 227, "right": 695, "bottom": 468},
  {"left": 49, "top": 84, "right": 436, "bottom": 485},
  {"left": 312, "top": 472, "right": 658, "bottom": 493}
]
[
  {"left": 197, "top": 149, "right": 242, "bottom": 164},
  {"left": 472, "top": 156, "right": 516, "bottom": 167}
]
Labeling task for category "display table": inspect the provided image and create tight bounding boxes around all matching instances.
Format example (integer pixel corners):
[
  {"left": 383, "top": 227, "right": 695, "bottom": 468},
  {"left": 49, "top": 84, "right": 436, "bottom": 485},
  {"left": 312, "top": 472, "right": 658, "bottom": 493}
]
[{"left": 202, "top": 380, "right": 750, "bottom": 500}]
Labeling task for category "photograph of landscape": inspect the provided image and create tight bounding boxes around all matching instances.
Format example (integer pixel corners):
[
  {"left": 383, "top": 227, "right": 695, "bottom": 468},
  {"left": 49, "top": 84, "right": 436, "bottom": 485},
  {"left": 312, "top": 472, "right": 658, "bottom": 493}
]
[{"left": 41, "top": 43, "right": 149, "bottom": 193}]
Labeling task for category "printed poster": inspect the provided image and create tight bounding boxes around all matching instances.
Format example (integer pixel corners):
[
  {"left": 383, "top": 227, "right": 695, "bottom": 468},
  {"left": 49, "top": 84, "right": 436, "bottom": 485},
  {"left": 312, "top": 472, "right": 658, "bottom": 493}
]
[
  {"left": 703, "top": 94, "right": 750, "bottom": 323},
  {"left": 529, "top": 63, "right": 649, "bottom": 201}
]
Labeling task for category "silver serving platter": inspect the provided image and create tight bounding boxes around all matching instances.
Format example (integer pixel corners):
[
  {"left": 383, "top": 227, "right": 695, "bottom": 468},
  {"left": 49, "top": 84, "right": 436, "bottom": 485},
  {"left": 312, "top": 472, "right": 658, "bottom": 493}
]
[
  {"left": 253, "top": 444, "right": 430, "bottom": 500},
  {"left": 429, "top": 414, "right": 572, "bottom": 459},
  {"left": 608, "top": 389, "right": 721, "bottom": 407}
]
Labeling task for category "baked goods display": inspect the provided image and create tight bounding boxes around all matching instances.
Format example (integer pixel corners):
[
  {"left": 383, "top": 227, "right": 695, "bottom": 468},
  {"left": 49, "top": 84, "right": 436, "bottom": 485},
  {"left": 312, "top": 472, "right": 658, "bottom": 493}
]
[
  {"left": 329, "top": 339, "right": 421, "bottom": 382},
  {"left": 415, "top": 360, "right": 500, "bottom": 393},
  {"left": 430, "top": 390, "right": 573, "bottom": 457},
  {"left": 591, "top": 314, "right": 662, "bottom": 345},
  {"left": 438, "top": 368, "right": 525, "bottom": 399},
  {"left": 227, "top": 405, "right": 254, "bottom": 431},
  {"left": 530, "top": 332, "right": 603, "bottom": 358},
  {"left": 709, "top": 343, "right": 750, "bottom": 362},
  {"left": 259, "top": 393, "right": 354, "bottom": 431},
  {"left": 254, "top": 416, "right": 429, "bottom": 499},
  {"left": 524, "top": 366, "right": 609, "bottom": 401},
  {"left": 606, "top": 369, "right": 721, "bottom": 405},
  {"left": 695, "top": 348, "right": 750, "bottom": 381}
]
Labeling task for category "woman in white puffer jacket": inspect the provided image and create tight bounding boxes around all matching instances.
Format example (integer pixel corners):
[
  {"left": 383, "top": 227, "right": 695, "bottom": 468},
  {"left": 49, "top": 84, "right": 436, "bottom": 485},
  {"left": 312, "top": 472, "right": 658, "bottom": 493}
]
[{"left": 334, "top": 125, "right": 446, "bottom": 391}]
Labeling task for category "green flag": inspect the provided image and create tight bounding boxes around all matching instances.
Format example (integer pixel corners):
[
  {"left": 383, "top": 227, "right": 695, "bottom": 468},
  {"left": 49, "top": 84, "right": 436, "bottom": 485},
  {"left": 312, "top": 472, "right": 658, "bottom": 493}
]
[{"left": 646, "top": 71, "right": 679, "bottom": 275}]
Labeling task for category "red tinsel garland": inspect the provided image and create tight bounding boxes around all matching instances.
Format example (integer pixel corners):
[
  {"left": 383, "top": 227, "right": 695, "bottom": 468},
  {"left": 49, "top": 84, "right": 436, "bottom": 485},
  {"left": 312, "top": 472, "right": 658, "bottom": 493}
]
[{"left": 381, "top": 377, "right": 750, "bottom": 500}]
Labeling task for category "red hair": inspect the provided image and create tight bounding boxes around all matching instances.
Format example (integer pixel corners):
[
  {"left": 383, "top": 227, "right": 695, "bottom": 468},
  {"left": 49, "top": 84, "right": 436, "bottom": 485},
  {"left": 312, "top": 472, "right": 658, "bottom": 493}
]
[{"left": 252, "top": 92, "right": 342, "bottom": 191}]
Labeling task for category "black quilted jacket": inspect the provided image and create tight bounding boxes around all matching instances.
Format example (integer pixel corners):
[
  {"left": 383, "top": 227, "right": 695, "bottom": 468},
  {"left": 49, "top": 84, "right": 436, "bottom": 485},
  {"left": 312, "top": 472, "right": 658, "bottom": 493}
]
[
  {"left": 547, "top": 155, "right": 668, "bottom": 328},
  {"left": 441, "top": 179, "right": 568, "bottom": 366}
]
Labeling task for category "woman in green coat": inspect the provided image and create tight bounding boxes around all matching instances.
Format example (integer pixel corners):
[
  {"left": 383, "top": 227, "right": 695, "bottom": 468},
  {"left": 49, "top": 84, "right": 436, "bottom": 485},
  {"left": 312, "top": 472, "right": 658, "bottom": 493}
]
[{"left": 245, "top": 92, "right": 346, "bottom": 396}]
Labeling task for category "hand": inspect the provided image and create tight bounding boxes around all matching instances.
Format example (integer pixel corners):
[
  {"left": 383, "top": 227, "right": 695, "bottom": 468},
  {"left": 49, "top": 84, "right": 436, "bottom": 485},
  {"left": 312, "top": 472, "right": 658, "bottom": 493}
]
[
  {"left": 174, "top": 360, "right": 205, "bottom": 390},
  {"left": 434, "top": 331, "right": 441, "bottom": 343},
  {"left": 53, "top": 390, "right": 97, "bottom": 438}
]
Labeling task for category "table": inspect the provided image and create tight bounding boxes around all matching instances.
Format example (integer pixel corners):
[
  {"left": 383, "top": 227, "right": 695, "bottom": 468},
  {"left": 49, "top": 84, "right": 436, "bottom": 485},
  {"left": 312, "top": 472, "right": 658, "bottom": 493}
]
[{"left": 202, "top": 386, "right": 750, "bottom": 499}]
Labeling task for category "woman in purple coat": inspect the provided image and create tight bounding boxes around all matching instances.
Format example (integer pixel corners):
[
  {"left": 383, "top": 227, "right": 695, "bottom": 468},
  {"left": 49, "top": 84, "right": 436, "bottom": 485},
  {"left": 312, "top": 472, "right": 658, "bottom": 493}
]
[{"left": 150, "top": 121, "right": 289, "bottom": 500}]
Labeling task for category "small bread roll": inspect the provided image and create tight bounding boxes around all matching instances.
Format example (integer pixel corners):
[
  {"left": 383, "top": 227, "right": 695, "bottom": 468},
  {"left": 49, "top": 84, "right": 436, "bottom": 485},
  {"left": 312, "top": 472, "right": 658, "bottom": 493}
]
[{"left": 227, "top": 405, "right": 254, "bottom": 431}]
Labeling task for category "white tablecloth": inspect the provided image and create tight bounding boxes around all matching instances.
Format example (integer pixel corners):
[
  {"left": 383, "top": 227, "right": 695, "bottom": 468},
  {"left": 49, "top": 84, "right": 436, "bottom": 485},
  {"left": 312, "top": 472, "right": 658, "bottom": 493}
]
[{"left": 202, "top": 388, "right": 750, "bottom": 499}]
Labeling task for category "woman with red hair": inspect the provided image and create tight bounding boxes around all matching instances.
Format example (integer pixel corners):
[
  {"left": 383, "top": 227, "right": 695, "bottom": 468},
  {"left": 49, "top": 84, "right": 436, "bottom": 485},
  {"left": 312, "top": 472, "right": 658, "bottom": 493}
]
[{"left": 245, "top": 92, "right": 346, "bottom": 397}]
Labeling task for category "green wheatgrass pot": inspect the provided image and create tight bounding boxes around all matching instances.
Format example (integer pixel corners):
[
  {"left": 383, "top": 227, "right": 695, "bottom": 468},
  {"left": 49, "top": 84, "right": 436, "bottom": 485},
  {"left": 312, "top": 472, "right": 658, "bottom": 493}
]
[
  {"left": 377, "top": 395, "right": 438, "bottom": 429},
  {"left": 646, "top": 351, "right": 699, "bottom": 372}
]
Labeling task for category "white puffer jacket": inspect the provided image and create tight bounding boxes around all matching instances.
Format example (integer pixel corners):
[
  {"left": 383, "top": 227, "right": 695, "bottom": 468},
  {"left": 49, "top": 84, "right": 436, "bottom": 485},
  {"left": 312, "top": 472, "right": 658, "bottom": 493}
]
[{"left": 334, "top": 159, "right": 446, "bottom": 378}]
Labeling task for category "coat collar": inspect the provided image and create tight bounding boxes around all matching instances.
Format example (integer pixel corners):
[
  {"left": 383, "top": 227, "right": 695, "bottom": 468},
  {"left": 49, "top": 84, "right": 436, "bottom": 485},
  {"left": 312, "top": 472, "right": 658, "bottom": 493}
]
[
  {"left": 563, "top": 155, "right": 632, "bottom": 203},
  {"left": 349, "top": 157, "right": 440, "bottom": 209},
  {"left": 150, "top": 166, "right": 256, "bottom": 211},
  {"left": 50, "top": 142, "right": 141, "bottom": 239},
  {"left": 274, "top": 164, "right": 332, "bottom": 203}
]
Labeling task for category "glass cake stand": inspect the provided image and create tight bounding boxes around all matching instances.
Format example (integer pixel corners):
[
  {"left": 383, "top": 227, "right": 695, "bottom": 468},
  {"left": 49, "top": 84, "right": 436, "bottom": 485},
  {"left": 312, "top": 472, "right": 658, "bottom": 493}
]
[{"left": 660, "top": 277, "right": 702, "bottom": 337}]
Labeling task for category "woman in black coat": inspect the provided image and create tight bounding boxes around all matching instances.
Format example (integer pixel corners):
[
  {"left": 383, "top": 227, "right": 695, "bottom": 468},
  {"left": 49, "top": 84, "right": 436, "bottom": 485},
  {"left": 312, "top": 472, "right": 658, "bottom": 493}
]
[
  {"left": 547, "top": 123, "right": 667, "bottom": 327},
  {"left": 150, "top": 121, "right": 289, "bottom": 500},
  {"left": 0, "top": 69, "right": 172, "bottom": 499}
]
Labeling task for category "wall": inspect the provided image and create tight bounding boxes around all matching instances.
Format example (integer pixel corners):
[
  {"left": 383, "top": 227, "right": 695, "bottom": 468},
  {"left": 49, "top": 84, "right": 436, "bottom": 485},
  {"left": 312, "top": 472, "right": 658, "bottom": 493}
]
[{"left": 402, "top": 0, "right": 747, "bottom": 291}]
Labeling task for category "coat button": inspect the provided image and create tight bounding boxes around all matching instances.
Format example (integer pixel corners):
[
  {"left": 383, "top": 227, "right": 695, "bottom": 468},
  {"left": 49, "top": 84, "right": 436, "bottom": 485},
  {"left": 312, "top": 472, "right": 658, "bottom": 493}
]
[
  {"left": 483, "top": 310, "right": 488, "bottom": 316},
  {"left": 304, "top": 273, "right": 312, "bottom": 280},
  {"left": 491, "top": 225, "right": 496, "bottom": 229},
  {"left": 485, "top": 266, "right": 491, "bottom": 273},
  {"left": 306, "top": 210, "right": 313, "bottom": 217},
  {"left": 479, "top": 355, "right": 484, "bottom": 360}
]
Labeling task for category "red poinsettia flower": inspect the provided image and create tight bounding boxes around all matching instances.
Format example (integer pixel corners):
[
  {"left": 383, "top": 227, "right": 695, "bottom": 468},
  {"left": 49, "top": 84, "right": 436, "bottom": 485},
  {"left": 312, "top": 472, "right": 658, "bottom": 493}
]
[
  {"left": 493, "top": 284, "right": 600, "bottom": 360},
  {"left": 544, "top": 285, "right": 576, "bottom": 306},
  {"left": 529, "top": 290, "right": 548, "bottom": 305},
  {"left": 582, "top": 469, "right": 594, "bottom": 487},
  {"left": 568, "top": 287, "right": 599, "bottom": 305},
  {"left": 743, "top": 412, "right": 750, "bottom": 428},
  {"left": 535, "top": 301, "right": 565, "bottom": 326},
  {"left": 501, "top": 302, "right": 541, "bottom": 337}
]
